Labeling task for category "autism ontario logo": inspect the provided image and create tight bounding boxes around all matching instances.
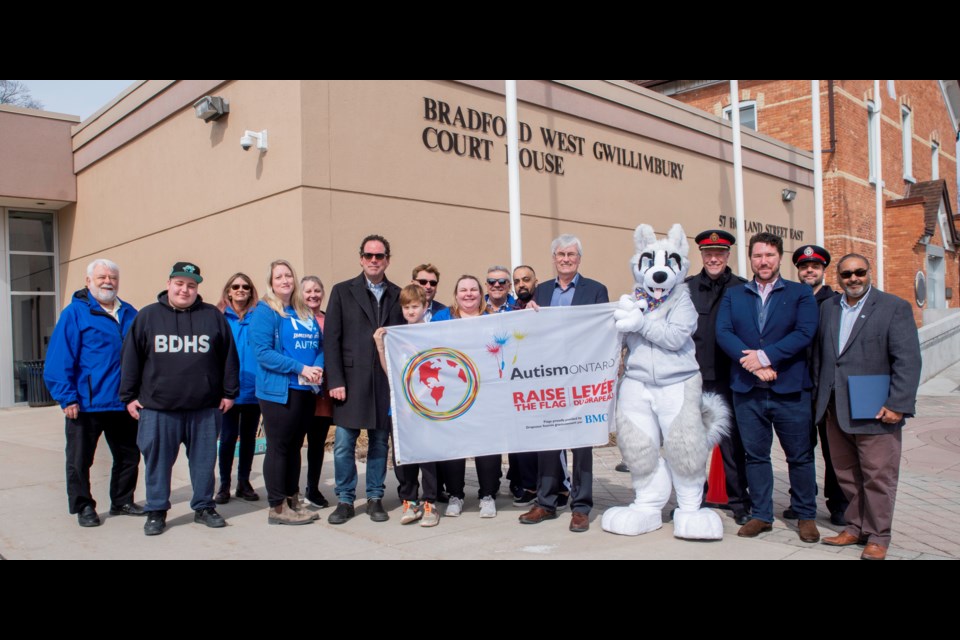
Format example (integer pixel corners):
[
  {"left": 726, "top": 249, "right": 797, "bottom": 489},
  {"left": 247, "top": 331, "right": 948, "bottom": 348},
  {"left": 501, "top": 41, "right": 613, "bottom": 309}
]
[{"left": 401, "top": 348, "right": 480, "bottom": 421}]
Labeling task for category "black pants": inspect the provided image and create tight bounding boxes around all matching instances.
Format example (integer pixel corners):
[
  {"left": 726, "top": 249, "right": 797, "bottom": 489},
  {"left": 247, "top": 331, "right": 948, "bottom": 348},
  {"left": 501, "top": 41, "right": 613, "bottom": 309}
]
[
  {"left": 65, "top": 411, "right": 140, "bottom": 514},
  {"left": 394, "top": 457, "right": 439, "bottom": 502},
  {"left": 218, "top": 403, "right": 261, "bottom": 489},
  {"left": 537, "top": 448, "right": 592, "bottom": 514},
  {"left": 507, "top": 452, "right": 539, "bottom": 493},
  {"left": 303, "top": 415, "right": 331, "bottom": 495},
  {"left": 260, "top": 391, "right": 313, "bottom": 507},
  {"left": 437, "top": 455, "right": 502, "bottom": 500}
]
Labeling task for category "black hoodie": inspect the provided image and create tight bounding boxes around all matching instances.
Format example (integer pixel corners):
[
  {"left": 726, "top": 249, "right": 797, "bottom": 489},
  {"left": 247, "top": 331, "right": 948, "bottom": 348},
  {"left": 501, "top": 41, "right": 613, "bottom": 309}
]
[{"left": 120, "top": 291, "right": 239, "bottom": 410}]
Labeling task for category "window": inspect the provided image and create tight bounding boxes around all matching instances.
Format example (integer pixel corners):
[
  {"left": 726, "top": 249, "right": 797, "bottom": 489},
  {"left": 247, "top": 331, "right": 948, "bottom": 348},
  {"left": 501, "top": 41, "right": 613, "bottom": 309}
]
[
  {"left": 932, "top": 140, "right": 940, "bottom": 180},
  {"left": 902, "top": 105, "right": 914, "bottom": 183},
  {"left": 722, "top": 101, "right": 757, "bottom": 131},
  {"left": 867, "top": 101, "right": 878, "bottom": 184}
]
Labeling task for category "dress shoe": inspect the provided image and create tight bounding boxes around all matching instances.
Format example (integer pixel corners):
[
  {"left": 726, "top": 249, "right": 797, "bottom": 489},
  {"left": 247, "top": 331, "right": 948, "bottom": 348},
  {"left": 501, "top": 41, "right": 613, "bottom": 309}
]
[
  {"left": 109, "top": 502, "right": 145, "bottom": 516},
  {"left": 733, "top": 511, "right": 751, "bottom": 526},
  {"left": 798, "top": 519, "right": 820, "bottom": 543},
  {"left": 195, "top": 507, "right": 227, "bottom": 528},
  {"left": 782, "top": 508, "right": 798, "bottom": 520},
  {"left": 829, "top": 511, "right": 847, "bottom": 526},
  {"left": 144, "top": 510, "right": 167, "bottom": 536},
  {"left": 214, "top": 488, "right": 231, "bottom": 505},
  {"left": 367, "top": 499, "right": 389, "bottom": 522},
  {"left": 822, "top": 531, "right": 865, "bottom": 547},
  {"left": 235, "top": 481, "right": 259, "bottom": 501},
  {"left": 77, "top": 505, "right": 101, "bottom": 527},
  {"left": 570, "top": 511, "right": 589, "bottom": 533},
  {"left": 328, "top": 502, "right": 355, "bottom": 525},
  {"left": 861, "top": 542, "right": 888, "bottom": 560},
  {"left": 737, "top": 518, "right": 772, "bottom": 537},
  {"left": 519, "top": 506, "right": 558, "bottom": 524}
]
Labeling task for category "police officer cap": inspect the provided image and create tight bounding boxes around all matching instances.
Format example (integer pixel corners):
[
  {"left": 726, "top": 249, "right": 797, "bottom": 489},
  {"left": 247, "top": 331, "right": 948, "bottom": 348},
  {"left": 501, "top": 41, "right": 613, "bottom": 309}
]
[
  {"left": 695, "top": 229, "right": 736, "bottom": 250},
  {"left": 792, "top": 244, "right": 831, "bottom": 267}
]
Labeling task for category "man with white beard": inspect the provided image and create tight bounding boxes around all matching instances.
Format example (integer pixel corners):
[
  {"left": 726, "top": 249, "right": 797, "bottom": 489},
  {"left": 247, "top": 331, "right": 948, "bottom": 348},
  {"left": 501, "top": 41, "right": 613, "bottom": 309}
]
[{"left": 45, "top": 259, "right": 143, "bottom": 527}]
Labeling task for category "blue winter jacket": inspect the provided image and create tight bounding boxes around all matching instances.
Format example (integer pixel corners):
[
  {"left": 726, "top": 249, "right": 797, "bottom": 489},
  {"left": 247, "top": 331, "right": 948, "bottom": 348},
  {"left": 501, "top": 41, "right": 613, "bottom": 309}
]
[
  {"left": 224, "top": 305, "right": 258, "bottom": 405},
  {"left": 249, "top": 301, "right": 324, "bottom": 404},
  {"left": 44, "top": 288, "right": 138, "bottom": 412}
]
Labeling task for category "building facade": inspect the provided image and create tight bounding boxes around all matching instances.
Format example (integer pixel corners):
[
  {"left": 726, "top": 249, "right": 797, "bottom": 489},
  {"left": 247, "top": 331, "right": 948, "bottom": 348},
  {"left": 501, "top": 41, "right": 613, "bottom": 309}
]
[
  {"left": 1, "top": 80, "right": 818, "bottom": 406},
  {"left": 642, "top": 80, "right": 960, "bottom": 326}
]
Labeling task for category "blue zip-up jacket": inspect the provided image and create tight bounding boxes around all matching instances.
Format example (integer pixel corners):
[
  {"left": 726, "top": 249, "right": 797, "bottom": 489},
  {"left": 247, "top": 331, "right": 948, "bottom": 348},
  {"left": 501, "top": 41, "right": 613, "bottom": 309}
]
[
  {"left": 44, "top": 288, "right": 138, "bottom": 412},
  {"left": 224, "top": 304, "right": 258, "bottom": 405},
  {"left": 249, "top": 301, "right": 324, "bottom": 404}
]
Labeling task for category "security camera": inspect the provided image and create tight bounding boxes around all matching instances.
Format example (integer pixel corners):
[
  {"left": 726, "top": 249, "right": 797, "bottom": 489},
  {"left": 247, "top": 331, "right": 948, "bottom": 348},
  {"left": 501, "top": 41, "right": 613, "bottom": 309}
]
[{"left": 240, "top": 129, "right": 268, "bottom": 152}]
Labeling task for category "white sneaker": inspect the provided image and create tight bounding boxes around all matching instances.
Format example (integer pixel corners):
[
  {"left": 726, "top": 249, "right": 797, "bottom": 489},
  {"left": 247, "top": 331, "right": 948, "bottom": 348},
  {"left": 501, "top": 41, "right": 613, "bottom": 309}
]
[
  {"left": 445, "top": 496, "right": 463, "bottom": 517},
  {"left": 400, "top": 500, "right": 423, "bottom": 525},
  {"left": 479, "top": 495, "right": 497, "bottom": 518}
]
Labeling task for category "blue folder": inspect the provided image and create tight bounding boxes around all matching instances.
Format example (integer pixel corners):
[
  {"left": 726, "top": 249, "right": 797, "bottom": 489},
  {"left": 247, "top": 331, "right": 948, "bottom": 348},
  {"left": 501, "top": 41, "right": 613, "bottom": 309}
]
[{"left": 848, "top": 375, "right": 891, "bottom": 420}]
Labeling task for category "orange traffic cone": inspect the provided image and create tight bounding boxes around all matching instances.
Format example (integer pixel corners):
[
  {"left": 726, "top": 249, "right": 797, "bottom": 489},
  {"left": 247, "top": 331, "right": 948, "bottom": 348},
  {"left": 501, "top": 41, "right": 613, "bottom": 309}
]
[{"left": 705, "top": 445, "right": 728, "bottom": 505}]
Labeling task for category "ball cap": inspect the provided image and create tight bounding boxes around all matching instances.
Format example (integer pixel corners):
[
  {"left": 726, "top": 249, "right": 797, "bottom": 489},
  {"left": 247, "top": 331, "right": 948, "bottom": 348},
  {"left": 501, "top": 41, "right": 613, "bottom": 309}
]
[
  {"left": 169, "top": 261, "right": 203, "bottom": 283},
  {"left": 792, "top": 245, "right": 831, "bottom": 267},
  {"left": 695, "top": 229, "right": 735, "bottom": 249}
]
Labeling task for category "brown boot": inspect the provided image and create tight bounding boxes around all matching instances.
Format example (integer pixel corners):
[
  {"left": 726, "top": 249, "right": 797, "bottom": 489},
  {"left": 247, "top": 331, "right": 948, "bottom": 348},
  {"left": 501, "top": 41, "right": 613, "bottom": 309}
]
[
  {"left": 268, "top": 501, "right": 315, "bottom": 526},
  {"left": 288, "top": 493, "right": 320, "bottom": 520},
  {"left": 798, "top": 519, "right": 820, "bottom": 543},
  {"left": 737, "top": 518, "right": 773, "bottom": 537}
]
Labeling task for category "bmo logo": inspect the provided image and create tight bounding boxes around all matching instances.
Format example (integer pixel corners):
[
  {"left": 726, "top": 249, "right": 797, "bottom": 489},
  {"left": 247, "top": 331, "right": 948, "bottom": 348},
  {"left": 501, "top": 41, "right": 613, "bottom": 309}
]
[{"left": 155, "top": 335, "right": 211, "bottom": 353}]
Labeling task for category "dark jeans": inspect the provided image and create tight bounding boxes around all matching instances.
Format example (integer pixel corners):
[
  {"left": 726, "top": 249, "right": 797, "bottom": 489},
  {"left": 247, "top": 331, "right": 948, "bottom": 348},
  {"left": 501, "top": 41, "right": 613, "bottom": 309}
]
[
  {"left": 734, "top": 387, "right": 816, "bottom": 523},
  {"left": 218, "top": 403, "right": 261, "bottom": 489},
  {"left": 65, "top": 411, "right": 140, "bottom": 514},
  {"left": 138, "top": 408, "right": 220, "bottom": 512},
  {"left": 260, "top": 391, "right": 313, "bottom": 507}
]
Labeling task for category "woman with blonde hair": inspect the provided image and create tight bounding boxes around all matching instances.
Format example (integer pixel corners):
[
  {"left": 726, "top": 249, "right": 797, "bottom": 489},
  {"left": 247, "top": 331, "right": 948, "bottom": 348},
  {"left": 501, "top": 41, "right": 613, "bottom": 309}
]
[
  {"left": 250, "top": 260, "right": 324, "bottom": 525},
  {"left": 214, "top": 273, "right": 261, "bottom": 504},
  {"left": 300, "top": 275, "right": 332, "bottom": 509}
]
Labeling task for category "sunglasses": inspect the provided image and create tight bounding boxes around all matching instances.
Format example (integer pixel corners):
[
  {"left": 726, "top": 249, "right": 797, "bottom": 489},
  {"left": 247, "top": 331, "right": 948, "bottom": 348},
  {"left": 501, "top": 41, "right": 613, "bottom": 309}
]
[
  {"left": 230, "top": 284, "right": 251, "bottom": 291},
  {"left": 487, "top": 278, "right": 509, "bottom": 286},
  {"left": 361, "top": 252, "right": 387, "bottom": 260},
  {"left": 839, "top": 268, "right": 868, "bottom": 279},
  {"left": 416, "top": 279, "right": 438, "bottom": 287}
]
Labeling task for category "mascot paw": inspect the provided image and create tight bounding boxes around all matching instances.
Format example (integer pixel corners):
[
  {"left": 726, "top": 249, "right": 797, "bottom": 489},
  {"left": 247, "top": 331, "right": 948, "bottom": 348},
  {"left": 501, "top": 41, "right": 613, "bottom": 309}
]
[
  {"left": 672, "top": 508, "right": 724, "bottom": 541},
  {"left": 614, "top": 296, "right": 645, "bottom": 333},
  {"left": 601, "top": 506, "right": 663, "bottom": 536}
]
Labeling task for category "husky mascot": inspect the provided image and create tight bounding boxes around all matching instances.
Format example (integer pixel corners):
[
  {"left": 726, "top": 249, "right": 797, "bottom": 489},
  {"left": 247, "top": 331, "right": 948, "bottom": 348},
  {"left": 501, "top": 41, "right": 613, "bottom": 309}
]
[{"left": 602, "top": 223, "right": 730, "bottom": 540}]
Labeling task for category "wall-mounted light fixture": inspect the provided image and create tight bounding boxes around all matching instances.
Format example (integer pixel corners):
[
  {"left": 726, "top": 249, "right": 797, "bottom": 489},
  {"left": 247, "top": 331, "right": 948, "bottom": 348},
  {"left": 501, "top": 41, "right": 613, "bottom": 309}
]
[
  {"left": 193, "top": 96, "right": 229, "bottom": 122},
  {"left": 781, "top": 189, "right": 797, "bottom": 202}
]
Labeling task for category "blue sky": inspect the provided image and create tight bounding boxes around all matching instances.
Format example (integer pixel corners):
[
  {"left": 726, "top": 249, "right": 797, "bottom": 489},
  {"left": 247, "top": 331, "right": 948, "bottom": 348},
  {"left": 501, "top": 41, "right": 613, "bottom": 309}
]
[{"left": 19, "top": 80, "right": 136, "bottom": 120}]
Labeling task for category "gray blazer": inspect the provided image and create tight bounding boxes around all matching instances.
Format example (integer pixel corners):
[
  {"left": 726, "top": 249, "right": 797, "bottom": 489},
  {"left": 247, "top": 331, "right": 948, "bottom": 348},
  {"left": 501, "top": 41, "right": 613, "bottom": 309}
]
[{"left": 812, "top": 288, "right": 921, "bottom": 435}]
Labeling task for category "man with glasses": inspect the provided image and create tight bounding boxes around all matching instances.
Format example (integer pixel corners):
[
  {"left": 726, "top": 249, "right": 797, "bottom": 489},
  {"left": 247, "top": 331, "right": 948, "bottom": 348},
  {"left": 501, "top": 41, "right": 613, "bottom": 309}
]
[
  {"left": 325, "top": 234, "right": 404, "bottom": 525},
  {"left": 519, "top": 234, "right": 609, "bottom": 533},
  {"left": 411, "top": 263, "right": 446, "bottom": 322},
  {"left": 484, "top": 266, "right": 516, "bottom": 313},
  {"left": 813, "top": 254, "right": 920, "bottom": 560},
  {"left": 45, "top": 258, "right": 143, "bottom": 527}
]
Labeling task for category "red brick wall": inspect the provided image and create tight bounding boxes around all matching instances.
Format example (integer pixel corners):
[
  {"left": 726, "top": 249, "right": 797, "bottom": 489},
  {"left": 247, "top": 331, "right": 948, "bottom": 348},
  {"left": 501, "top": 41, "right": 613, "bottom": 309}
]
[{"left": 662, "top": 80, "right": 960, "bottom": 325}]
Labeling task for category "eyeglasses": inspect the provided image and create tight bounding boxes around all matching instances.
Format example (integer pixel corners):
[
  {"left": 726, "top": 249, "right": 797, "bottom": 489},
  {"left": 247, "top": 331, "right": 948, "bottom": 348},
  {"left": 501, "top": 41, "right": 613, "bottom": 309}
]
[
  {"left": 230, "top": 284, "right": 251, "bottom": 291},
  {"left": 416, "top": 279, "right": 438, "bottom": 287},
  {"left": 839, "top": 268, "right": 869, "bottom": 279},
  {"left": 361, "top": 253, "right": 388, "bottom": 261},
  {"left": 487, "top": 278, "right": 509, "bottom": 286}
]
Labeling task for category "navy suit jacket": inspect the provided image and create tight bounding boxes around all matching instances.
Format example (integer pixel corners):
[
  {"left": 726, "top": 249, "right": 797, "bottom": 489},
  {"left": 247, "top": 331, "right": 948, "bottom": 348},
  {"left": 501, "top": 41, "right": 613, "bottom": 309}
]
[
  {"left": 534, "top": 274, "right": 609, "bottom": 307},
  {"left": 716, "top": 278, "right": 818, "bottom": 394}
]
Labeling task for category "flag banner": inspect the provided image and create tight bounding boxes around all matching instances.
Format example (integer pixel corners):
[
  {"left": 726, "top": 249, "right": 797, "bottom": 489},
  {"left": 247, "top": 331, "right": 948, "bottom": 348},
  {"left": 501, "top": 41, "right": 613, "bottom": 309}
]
[{"left": 385, "top": 303, "right": 620, "bottom": 464}]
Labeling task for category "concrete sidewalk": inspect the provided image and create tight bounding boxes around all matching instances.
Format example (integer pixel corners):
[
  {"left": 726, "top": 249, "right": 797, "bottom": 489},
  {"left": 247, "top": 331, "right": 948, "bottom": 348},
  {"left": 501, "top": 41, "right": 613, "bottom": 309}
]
[{"left": 2, "top": 362, "right": 958, "bottom": 560}]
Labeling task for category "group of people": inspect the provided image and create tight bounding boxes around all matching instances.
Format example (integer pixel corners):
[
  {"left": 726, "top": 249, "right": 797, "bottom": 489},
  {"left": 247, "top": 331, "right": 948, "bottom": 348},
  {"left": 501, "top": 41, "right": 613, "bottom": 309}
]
[
  {"left": 43, "top": 225, "right": 921, "bottom": 558},
  {"left": 693, "top": 229, "right": 920, "bottom": 560}
]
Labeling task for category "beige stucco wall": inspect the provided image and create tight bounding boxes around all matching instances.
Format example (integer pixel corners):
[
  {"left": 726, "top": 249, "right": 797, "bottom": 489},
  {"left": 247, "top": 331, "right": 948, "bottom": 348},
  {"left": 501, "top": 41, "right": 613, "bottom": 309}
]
[
  {"left": 0, "top": 106, "right": 77, "bottom": 204},
  {"left": 61, "top": 80, "right": 815, "bottom": 310}
]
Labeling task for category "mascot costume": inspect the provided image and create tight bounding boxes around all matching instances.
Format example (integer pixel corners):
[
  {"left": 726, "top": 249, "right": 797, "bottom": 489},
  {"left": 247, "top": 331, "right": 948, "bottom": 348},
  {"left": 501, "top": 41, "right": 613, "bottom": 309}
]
[{"left": 602, "top": 223, "right": 730, "bottom": 540}]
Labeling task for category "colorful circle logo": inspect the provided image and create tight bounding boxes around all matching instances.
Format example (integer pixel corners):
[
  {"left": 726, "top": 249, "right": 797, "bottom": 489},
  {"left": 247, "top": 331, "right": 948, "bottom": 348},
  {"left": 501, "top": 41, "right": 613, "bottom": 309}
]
[{"left": 400, "top": 348, "right": 480, "bottom": 421}]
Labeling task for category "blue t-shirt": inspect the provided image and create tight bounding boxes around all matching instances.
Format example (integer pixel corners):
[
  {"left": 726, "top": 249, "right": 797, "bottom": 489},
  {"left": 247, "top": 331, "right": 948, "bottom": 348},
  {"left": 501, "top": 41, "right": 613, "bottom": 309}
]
[{"left": 279, "top": 308, "right": 320, "bottom": 390}]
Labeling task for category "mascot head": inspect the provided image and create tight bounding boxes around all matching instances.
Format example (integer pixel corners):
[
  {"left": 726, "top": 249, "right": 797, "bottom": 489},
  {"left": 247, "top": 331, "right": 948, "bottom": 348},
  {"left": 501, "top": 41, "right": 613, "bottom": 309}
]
[{"left": 631, "top": 223, "right": 690, "bottom": 301}]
